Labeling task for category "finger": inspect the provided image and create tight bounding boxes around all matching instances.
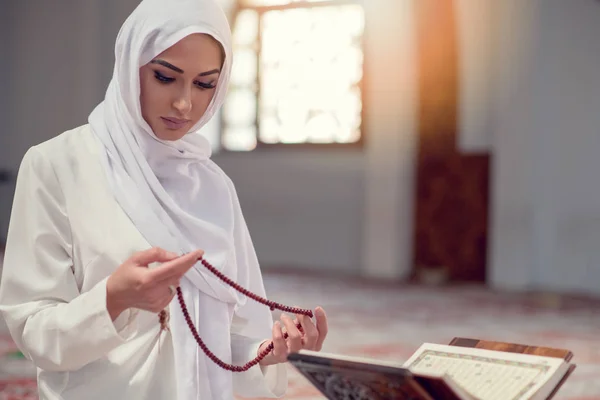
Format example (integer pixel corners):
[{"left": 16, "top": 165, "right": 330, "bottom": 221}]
[
  {"left": 292, "top": 318, "right": 302, "bottom": 337},
  {"left": 131, "top": 247, "right": 179, "bottom": 266},
  {"left": 147, "top": 250, "right": 204, "bottom": 282},
  {"left": 314, "top": 307, "right": 328, "bottom": 351},
  {"left": 272, "top": 322, "right": 287, "bottom": 361},
  {"left": 280, "top": 314, "right": 302, "bottom": 353},
  {"left": 297, "top": 313, "right": 318, "bottom": 350}
]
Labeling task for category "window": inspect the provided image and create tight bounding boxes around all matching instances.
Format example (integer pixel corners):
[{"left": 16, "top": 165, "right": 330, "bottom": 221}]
[{"left": 221, "top": 0, "right": 365, "bottom": 151}]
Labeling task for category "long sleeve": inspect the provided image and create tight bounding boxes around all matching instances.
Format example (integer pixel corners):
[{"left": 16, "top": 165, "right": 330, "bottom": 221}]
[
  {"left": 226, "top": 176, "right": 287, "bottom": 398},
  {"left": 0, "top": 147, "right": 137, "bottom": 372}
]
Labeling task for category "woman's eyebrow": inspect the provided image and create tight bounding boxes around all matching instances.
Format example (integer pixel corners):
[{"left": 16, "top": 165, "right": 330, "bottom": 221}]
[
  {"left": 150, "top": 59, "right": 183, "bottom": 73},
  {"left": 150, "top": 59, "right": 221, "bottom": 77}
]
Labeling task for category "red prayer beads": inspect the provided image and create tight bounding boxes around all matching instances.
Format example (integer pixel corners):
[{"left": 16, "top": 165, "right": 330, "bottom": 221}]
[{"left": 171, "top": 256, "right": 314, "bottom": 372}]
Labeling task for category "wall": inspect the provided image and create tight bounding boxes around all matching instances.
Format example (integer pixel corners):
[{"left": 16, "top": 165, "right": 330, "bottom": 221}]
[
  {"left": 485, "top": 0, "right": 544, "bottom": 290},
  {"left": 454, "top": 0, "right": 494, "bottom": 153},
  {"left": 526, "top": 0, "right": 600, "bottom": 293},
  {"left": 0, "top": 3, "right": 17, "bottom": 239},
  {"left": 489, "top": 0, "right": 600, "bottom": 294}
]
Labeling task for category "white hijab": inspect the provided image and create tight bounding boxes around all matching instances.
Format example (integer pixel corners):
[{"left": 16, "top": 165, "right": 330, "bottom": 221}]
[{"left": 89, "top": 0, "right": 274, "bottom": 398}]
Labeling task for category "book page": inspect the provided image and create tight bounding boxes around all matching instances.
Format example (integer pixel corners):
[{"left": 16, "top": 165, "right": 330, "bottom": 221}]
[{"left": 403, "top": 343, "right": 567, "bottom": 400}]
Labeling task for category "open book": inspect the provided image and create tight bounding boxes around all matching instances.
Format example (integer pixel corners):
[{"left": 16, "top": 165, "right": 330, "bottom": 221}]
[{"left": 287, "top": 337, "right": 576, "bottom": 400}]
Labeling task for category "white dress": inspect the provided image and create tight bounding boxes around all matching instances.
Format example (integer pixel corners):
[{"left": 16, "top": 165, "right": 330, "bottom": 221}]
[{"left": 0, "top": 125, "right": 287, "bottom": 400}]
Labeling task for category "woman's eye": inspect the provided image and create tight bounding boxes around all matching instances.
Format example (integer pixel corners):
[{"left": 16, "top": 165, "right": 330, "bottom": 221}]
[
  {"left": 154, "top": 71, "right": 174, "bottom": 83},
  {"left": 195, "top": 81, "right": 216, "bottom": 90}
]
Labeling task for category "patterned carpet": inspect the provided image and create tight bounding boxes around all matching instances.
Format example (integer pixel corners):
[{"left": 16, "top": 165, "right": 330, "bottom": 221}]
[{"left": 1, "top": 271, "right": 600, "bottom": 399}]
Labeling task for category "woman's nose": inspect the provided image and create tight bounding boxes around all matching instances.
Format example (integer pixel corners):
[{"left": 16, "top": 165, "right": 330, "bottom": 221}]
[{"left": 173, "top": 89, "right": 192, "bottom": 115}]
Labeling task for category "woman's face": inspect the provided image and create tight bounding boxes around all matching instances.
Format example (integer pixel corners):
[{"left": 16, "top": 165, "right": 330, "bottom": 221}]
[{"left": 140, "top": 33, "right": 223, "bottom": 141}]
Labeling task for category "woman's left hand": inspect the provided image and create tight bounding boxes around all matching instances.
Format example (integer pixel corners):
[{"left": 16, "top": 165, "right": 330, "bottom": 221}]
[{"left": 258, "top": 306, "right": 328, "bottom": 366}]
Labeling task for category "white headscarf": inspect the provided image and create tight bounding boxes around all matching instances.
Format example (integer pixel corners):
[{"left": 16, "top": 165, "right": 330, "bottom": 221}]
[{"left": 89, "top": 0, "right": 275, "bottom": 398}]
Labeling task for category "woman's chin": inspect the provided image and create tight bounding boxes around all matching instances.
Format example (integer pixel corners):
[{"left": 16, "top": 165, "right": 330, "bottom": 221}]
[{"left": 153, "top": 128, "right": 188, "bottom": 141}]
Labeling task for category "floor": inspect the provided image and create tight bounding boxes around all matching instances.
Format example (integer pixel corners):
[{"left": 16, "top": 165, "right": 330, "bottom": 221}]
[{"left": 1, "top": 271, "right": 600, "bottom": 399}]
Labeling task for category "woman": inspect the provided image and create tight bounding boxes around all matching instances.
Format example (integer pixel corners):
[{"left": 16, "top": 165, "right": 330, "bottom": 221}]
[{"left": 0, "top": 0, "right": 328, "bottom": 399}]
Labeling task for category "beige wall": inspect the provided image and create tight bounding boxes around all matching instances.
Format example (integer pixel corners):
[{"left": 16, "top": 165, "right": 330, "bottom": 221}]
[{"left": 490, "top": 0, "right": 600, "bottom": 294}]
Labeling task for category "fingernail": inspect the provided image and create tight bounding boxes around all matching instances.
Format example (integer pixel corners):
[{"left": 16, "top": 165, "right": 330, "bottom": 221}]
[{"left": 167, "top": 251, "right": 178, "bottom": 258}]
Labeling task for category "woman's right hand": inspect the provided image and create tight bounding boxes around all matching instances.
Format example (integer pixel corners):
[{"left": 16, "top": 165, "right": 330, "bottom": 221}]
[{"left": 106, "top": 247, "right": 204, "bottom": 320}]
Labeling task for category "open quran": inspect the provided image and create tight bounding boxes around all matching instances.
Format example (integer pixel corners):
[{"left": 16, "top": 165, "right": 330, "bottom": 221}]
[{"left": 287, "top": 337, "right": 576, "bottom": 400}]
